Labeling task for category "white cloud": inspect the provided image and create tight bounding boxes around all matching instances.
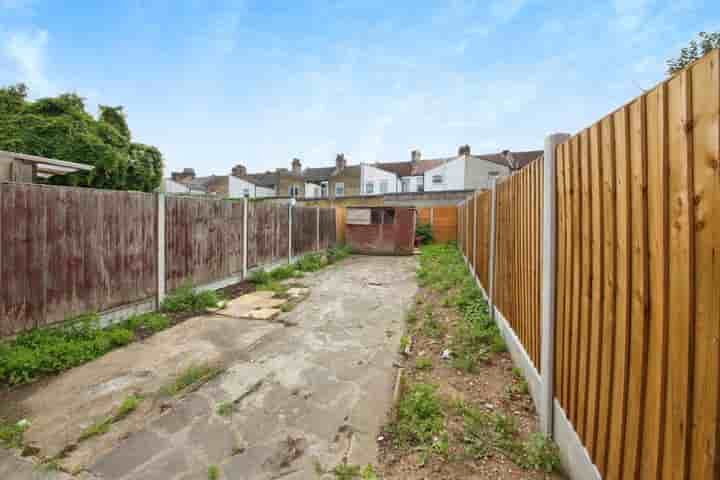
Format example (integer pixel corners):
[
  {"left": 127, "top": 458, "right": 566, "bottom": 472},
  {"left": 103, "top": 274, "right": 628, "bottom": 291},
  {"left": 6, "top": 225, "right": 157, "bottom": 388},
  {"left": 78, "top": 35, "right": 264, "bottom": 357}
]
[{"left": 2, "top": 29, "right": 54, "bottom": 96}]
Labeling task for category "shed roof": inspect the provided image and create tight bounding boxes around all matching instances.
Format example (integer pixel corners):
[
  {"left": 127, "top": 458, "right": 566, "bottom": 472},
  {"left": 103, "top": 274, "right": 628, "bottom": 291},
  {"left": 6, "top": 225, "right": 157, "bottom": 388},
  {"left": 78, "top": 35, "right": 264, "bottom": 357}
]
[{"left": 0, "top": 150, "right": 94, "bottom": 178}]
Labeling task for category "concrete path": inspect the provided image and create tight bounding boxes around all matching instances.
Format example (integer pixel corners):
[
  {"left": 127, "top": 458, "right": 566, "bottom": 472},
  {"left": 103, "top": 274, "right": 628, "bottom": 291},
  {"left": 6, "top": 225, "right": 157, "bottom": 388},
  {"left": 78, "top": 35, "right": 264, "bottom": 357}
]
[{"left": 2, "top": 255, "right": 417, "bottom": 479}]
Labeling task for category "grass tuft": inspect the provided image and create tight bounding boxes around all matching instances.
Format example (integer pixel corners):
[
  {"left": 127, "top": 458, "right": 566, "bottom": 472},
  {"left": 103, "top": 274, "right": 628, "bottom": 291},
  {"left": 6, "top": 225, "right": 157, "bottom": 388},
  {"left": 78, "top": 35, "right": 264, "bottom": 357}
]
[
  {"left": 162, "top": 364, "right": 223, "bottom": 396},
  {"left": 161, "top": 285, "right": 221, "bottom": 314}
]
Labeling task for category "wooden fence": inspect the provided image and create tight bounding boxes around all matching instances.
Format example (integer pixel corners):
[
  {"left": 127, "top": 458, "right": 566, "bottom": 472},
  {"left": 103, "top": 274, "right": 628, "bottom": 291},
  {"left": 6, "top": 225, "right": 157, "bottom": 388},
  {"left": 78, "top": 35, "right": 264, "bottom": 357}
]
[
  {"left": 457, "top": 50, "right": 720, "bottom": 479},
  {"left": 417, "top": 206, "right": 458, "bottom": 243},
  {"left": 0, "top": 186, "right": 337, "bottom": 337}
]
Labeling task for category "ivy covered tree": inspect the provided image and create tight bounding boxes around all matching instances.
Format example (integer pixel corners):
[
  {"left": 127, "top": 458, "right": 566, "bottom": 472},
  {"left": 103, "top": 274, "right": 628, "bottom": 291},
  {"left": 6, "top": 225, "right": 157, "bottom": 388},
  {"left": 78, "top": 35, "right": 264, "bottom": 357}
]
[
  {"left": 667, "top": 31, "right": 720, "bottom": 75},
  {"left": 0, "top": 84, "right": 164, "bottom": 192}
]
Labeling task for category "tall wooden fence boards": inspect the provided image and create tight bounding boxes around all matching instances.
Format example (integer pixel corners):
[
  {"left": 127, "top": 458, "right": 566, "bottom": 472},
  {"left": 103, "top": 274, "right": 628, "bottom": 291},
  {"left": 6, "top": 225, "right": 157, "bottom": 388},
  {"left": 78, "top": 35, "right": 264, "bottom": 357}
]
[
  {"left": 456, "top": 50, "right": 720, "bottom": 479},
  {"left": 165, "top": 197, "right": 244, "bottom": 290},
  {"left": 417, "top": 206, "right": 458, "bottom": 243},
  {"left": 0, "top": 184, "right": 157, "bottom": 336},
  {"left": 1, "top": 188, "right": 338, "bottom": 337},
  {"left": 553, "top": 50, "right": 720, "bottom": 480}
]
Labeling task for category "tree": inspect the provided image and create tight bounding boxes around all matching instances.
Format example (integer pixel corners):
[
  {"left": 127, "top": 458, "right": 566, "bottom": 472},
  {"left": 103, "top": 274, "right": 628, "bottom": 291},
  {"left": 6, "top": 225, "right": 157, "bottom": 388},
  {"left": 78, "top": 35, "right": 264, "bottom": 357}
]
[
  {"left": 666, "top": 31, "right": 720, "bottom": 75},
  {"left": 0, "top": 84, "right": 164, "bottom": 192}
]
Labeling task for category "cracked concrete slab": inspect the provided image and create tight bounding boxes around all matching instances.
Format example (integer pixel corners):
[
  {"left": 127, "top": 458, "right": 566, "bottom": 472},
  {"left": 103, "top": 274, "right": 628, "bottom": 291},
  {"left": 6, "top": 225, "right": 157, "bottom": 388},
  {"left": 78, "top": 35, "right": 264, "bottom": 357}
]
[{"left": 1, "top": 255, "right": 417, "bottom": 479}]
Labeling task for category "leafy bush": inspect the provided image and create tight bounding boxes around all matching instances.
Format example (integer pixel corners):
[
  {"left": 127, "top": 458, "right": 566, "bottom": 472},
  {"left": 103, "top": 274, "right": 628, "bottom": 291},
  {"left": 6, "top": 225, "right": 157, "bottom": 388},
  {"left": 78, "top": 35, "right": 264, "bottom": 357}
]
[
  {"left": 327, "top": 244, "right": 353, "bottom": 264},
  {"left": 0, "top": 419, "right": 28, "bottom": 448},
  {"left": 296, "top": 253, "right": 325, "bottom": 272},
  {"left": 416, "top": 222, "right": 434, "bottom": 245},
  {"left": 161, "top": 285, "right": 221, "bottom": 314}
]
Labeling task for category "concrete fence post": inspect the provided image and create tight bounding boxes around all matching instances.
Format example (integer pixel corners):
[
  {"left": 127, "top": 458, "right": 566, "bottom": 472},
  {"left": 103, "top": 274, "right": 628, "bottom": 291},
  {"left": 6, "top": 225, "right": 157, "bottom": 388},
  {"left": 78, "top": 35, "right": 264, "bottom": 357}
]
[
  {"left": 488, "top": 179, "right": 498, "bottom": 321},
  {"left": 540, "top": 132, "right": 571, "bottom": 436},
  {"left": 157, "top": 193, "right": 166, "bottom": 307},
  {"left": 242, "top": 198, "right": 248, "bottom": 278},
  {"left": 288, "top": 202, "right": 293, "bottom": 263},
  {"left": 316, "top": 206, "right": 321, "bottom": 251},
  {"left": 472, "top": 192, "right": 477, "bottom": 273}
]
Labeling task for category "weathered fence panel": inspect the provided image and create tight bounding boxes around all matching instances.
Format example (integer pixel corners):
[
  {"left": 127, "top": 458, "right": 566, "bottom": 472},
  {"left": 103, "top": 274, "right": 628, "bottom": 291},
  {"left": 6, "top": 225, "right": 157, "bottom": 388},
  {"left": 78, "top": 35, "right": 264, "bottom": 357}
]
[
  {"left": 246, "top": 203, "right": 288, "bottom": 269},
  {"left": 292, "top": 206, "right": 318, "bottom": 257},
  {"left": 417, "top": 206, "right": 458, "bottom": 243},
  {"left": 165, "top": 196, "right": 244, "bottom": 290},
  {"left": 0, "top": 184, "right": 157, "bottom": 336},
  {"left": 319, "top": 208, "right": 336, "bottom": 250}
]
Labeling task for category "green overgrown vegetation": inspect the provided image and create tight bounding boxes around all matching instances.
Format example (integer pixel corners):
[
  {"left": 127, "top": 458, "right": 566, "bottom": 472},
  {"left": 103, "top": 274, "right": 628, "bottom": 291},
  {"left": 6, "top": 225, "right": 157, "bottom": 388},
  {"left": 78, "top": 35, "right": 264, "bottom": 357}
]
[
  {"left": 207, "top": 465, "right": 220, "bottom": 480},
  {"left": 161, "top": 285, "right": 222, "bottom": 314},
  {"left": 417, "top": 244, "right": 505, "bottom": 373},
  {"left": 161, "top": 363, "right": 223, "bottom": 396},
  {"left": 249, "top": 245, "right": 353, "bottom": 290},
  {"left": 332, "top": 463, "right": 379, "bottom": 480},
  {"left": 0, "top": 84, "right": 163, "bottom": 191},
  {"left": 0, "top": 419, "right": 28, "bottom": 449},
  {"left": 0, "top": 313, "right": 172, "bottom": 386},
  {"left": 392, "top": 383, "right": 445, "bottom": 448},
  {"left": 415, "top": 357, "right": 433, "bottom": 370},
  {"left": 415, "top": 222, "right": 434, "bottom": 245}
]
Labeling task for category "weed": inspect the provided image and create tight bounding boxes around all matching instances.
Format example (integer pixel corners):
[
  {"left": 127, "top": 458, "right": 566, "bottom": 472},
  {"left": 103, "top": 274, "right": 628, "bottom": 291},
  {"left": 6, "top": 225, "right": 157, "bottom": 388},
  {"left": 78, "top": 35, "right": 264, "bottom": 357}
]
[
  {"left": 422, "top": 316, "right": 446, "bottom": 339},
  {"left": 399, "top": 335, "right": 410, "bottom": 353},
  {"left": 392, "top": 383, "right": 445, "bottom": 447},
  {"left": 162, "top": 364, "right": 223, "bottom": 396},
  {"left": 515, "top": 433, "right": 561, "bottom": 472},
  {"left": 115, "top": 394, "right": 142, "bottom": 421},
  {"left": 327, "top": 244, "right": 353, "bottom": 263},
  {"left": 405, "top": 309, "right": 417, "bottom": 324},
  {"left": 296, "top": 253, "right": 325, "bottom": 272},
  {"left": 361, "top": 464, "right": 379, "bottom": 479},
  {"left": 332, "top": 463, "right": 361, "bottom": 479},
  {"left": 126, "top": 313, "right": 171, "bottom": 333},
  {"left": 216, "top": 401, "right": 234, "bottom": 417},
  {"left": 248, "top": 269, "right": 272, "bottom": 285},
  {"left": 78, "top": 417, "right": 112, "bottom": 441},
  {"left": 0, "top": 419, "right": 28, "bottom": 449},
  {"left": 415, "top": 357, "right": 433, "bottom": 370},
  {"left": 161, "top": 285, "right": 221, "bottom": 314},
  {"left": 208, "top": 465, "right": 220, "bottom": 480},
  {"left": 415, "top": 222, "right": 434, "bottom": 244}
]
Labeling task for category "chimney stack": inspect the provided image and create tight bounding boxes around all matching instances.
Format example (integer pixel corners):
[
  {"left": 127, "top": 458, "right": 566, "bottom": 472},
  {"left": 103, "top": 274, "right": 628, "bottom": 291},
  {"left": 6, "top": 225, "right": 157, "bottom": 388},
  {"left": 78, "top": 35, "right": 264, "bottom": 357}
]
[
  {"left": 458, "top": 144, "right": 471, "bottom": 156},
  {"left": 335, "top": 153, "right": 347, "bottom": 171},
  {"left": 171, "top": 167, "right": 196, "bottom": 184},
  {"left": 291, "top": 158, "right": 302, "bottom": 176},
  {"left": 411, "top": 149, "right": 422, "bottom": 165},
  {"left": 502, "top": 150, "right": 517, "bottom": 170},
  {"left": 231, "top": 164, "right": 247, "bottom": 177}
]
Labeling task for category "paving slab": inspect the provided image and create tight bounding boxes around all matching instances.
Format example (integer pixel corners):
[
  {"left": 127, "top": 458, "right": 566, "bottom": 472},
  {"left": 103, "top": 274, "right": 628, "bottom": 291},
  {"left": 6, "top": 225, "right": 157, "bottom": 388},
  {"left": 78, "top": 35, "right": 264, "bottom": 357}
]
[{"left": 1, "top": 255, "right": 417, "bottom": 479}]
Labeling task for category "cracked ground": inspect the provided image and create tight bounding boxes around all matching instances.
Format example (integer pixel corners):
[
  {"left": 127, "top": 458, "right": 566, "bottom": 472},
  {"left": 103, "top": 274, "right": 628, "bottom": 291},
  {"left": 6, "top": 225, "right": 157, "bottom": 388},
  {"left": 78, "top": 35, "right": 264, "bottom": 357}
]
[{"left": 0, "top": 255, "right": 418, "bottom": 479}]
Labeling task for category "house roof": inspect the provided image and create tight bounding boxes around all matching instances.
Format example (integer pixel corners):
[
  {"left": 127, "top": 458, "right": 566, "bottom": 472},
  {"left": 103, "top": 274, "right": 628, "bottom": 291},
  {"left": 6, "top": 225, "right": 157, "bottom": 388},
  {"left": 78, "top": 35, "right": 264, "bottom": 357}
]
[
  {"left": 0, "top": 150, "right": 95, "bottom": 178},
  {"left": 244, "top": 172, "right": 279, "bottom": 188},
  {"left": 469, "top": 150, "right": 543, "bottom": 170},
  {"left": 303, "top": 167, "right": 335, "bottom": 182},
  {"left": 374, "top": 158, "right": 455, "bottom": 177}
]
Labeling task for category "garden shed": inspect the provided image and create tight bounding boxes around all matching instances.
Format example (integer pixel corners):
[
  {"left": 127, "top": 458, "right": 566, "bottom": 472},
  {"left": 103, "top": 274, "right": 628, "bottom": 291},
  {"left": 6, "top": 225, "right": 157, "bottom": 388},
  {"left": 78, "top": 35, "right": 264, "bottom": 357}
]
[{"left": 345, "top": 206, "right": 415, "bottom": 255}]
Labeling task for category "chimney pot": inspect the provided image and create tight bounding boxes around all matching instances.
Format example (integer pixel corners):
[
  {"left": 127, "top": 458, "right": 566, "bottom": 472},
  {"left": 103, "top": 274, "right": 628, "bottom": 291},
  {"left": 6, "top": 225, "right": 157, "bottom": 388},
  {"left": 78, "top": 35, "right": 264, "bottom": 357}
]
[
  {"left": 291, "top": 158, "right": 302, "bottom": 176},
  {"left": 231, "top": 164, "right": 247, "bottom": 177},
  {"left": 411, "top": 149, "right": 422, "bottom": 164},
  {"left": 458, "top": 145, "right": 471, "bottom": 156},
  {"left": 335, "top": 153, "right": 347, "bottom": 171}
]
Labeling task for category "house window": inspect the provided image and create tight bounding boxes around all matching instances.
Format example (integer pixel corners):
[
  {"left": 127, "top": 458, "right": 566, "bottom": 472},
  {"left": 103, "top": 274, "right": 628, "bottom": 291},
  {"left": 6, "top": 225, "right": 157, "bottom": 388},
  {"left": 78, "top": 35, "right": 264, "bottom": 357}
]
[
  {"left": 335, "top": 182, "right": 345, "bottom": 197},
  {"left": 488, "top": 171, "right": 500, "bottom": 177},
  {"left": 401, "top": 178, "right": 410, "bottom": 192},
  {"left": 289, "top": 185, "right": 300, "bottom": 197},
  {"left": 432, "top": 174, "right": 443, "bottom": 185},
  {"left": 417, "top": 176, "right": 424, "bottom": 192},
  {"left": 366, "top": 182, "right": 374, "bottom": 194},
  {"left": 380, "top": 180, "right": 388, "bottom": 193},
  {"left": 321, "top": 181, "right": 328, "bottom": 197},
  {"left": 243, "top": 188, "right": 250, "bottom": 197}
]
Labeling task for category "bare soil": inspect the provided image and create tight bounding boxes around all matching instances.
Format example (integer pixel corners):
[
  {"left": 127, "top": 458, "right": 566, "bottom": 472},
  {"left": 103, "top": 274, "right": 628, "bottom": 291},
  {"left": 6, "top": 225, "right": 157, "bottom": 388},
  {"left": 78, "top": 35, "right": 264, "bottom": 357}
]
[{"left": 377, "top": 287, "right": 566, "bottom": 480}]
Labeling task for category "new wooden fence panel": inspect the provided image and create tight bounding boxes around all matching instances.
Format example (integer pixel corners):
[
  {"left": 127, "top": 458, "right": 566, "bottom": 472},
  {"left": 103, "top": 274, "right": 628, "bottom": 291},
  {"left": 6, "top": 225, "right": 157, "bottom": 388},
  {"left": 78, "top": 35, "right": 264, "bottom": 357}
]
[
  {"left": 166, "top": 196, "right": 244, "bottom": 290},
  {"left": 554, "top": 50, "right": 720, "bottom": 479},
  {"left": 473, "top": 192, "right": 491, "bottom": 289},
  {"left": 0, "top": 184, "right": 157, "bottom": 336},
  {"left": 490, "top": 160, "right": 543, "bottom": 372}
]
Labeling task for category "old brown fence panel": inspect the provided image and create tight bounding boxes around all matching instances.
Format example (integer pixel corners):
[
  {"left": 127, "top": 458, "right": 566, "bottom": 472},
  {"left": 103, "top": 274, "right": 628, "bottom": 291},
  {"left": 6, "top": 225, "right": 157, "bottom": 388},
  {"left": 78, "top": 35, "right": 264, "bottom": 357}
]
[
  {"left": 553, "top": 50, "right": 720, "bottom": 479},
  {"left": 246, "top": 202, "right": 288, "bottom": 269},
  {"left": 292, "top": 206, "right": 319, "bottom": 257},
  {"left": 319, "top": 208, "right": 337, "bottom": 250},
  {"left": 0, "top": 183, "right": 157, "bottom": 336},
  {"left": 165, "top": 196, "right": 244, "bottom": 290},
  {"left": 417, "top": 206, "right": 458, "bottom": 243}
]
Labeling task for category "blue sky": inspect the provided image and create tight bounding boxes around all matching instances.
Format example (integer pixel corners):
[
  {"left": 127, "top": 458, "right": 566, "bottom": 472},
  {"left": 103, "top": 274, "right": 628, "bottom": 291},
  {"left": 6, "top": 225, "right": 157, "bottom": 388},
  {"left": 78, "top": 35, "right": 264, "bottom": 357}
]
[{"left": 1, "top": 1, "right": 718, "bottom": 175}]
